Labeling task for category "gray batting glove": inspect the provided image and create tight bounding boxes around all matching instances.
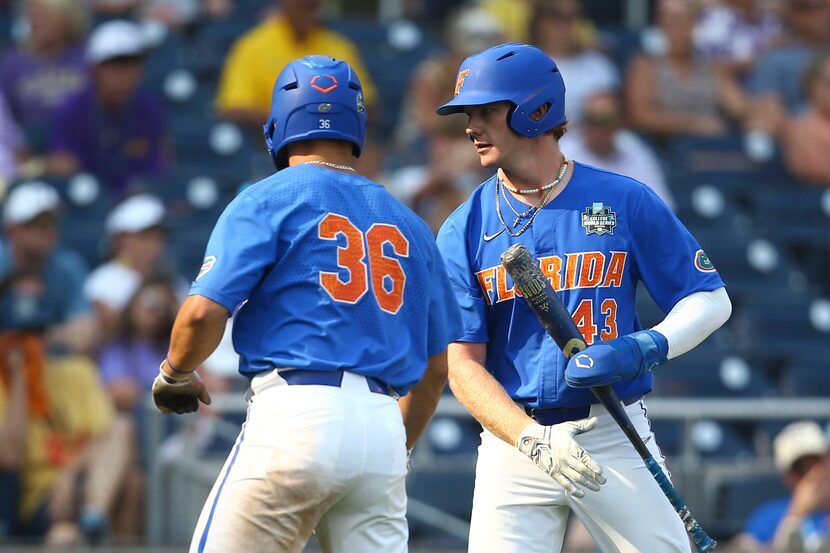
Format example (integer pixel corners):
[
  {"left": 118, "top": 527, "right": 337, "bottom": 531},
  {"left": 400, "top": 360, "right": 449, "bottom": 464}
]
[
  {"left": 152, "top": 368, "right": 211, "bottom": 415},
  {"left": 516, "top": 417, "right": 606, "bottom": 497}
]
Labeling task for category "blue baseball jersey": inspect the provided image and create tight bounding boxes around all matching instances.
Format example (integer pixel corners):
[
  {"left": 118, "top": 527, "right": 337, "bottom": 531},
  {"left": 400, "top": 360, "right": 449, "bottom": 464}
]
[
  {"left": 191, "top": 164, "right": 463, "bottom": 394},
  {"left": 436, "top": 162, "right": 725, "bottom": 409}
]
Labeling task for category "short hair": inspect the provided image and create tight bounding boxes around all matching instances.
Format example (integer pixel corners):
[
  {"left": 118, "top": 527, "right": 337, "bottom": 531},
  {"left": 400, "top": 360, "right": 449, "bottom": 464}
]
[{"left": 551, "top": 121, "right": 569, "bottom": 141}]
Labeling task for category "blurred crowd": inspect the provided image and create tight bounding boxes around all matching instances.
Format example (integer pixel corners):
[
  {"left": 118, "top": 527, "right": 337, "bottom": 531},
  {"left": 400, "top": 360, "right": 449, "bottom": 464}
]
[{"left": 0, "top": 0, "right": 828, "bottom": 549}]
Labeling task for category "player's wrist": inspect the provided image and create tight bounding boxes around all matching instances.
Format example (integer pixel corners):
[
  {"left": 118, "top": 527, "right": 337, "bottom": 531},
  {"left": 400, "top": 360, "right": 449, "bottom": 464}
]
[
  {"left": 160, "top": 357, "right": 194, "bottom": 381},
  {"left": 628, "top": 330, "right": 668, "bottom": 372}
]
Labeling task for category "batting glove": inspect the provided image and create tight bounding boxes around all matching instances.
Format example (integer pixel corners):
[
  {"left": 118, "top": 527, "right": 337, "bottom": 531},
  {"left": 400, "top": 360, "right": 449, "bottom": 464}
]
[
  {"left": 564, "top": 330, "right": 668, "bottom": 389},
  {"left": 516, "top": 418, "right": 605, "bottom": 497},
  {"left": 152, "top": 365, "right": 212, "bottom": 415}
]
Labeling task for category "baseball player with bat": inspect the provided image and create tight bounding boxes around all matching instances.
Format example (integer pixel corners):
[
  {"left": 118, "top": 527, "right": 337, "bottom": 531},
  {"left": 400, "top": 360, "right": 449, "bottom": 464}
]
[
  {"left": 151, "top": 56, "right": 462, "bottom": 553},
  {"left": 434, "top": 43, "right": 732, "bottom": 552}
]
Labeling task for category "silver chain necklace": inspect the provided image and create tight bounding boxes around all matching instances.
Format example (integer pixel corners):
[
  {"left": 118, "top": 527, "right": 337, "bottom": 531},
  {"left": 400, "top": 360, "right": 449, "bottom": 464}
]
[
  {"left": 304, "top": 160, "right": 356, "bottom": 172},
  {"left": 494, "top": 160, "right": 568, "bottom": 237},
  {"left": 500, "top": 183, "right": 535, "bottom": 228},
  {"left": 500, "top": 158, "right": 569, "bottom": 194},
  {"left": 494, "top": 180, "right": 557, "bottom": 238}
]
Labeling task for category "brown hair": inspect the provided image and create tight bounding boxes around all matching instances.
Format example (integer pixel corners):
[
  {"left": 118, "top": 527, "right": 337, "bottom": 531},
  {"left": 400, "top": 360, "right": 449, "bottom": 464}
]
[{"left": 551, "top": 121, "right": 569, "bottom": 141}]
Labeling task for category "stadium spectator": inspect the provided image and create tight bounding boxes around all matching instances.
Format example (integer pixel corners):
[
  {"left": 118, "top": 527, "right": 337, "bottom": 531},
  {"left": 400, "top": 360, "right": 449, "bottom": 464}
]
[
  {"left": 481, "top": 0, "right": 534, "bottom": 42},
  {"left": 693, "top": 0, "right": 781, "bottom": 79},
  {"left": 0, "top": 92, "right": 24, "bottom": 183},
  {"left": 0, "top": 0, "right": 89, "bottom": 155},
  {"left": 47, "top": 20, "right": 170, "bottom": 198},
  {"left": 748, "top": 0, "right": 830, "bottom": 116},
  {"left": 388, "top": 116, "right": 488, "bottom": 234},
  {"left": 0, "top": 342, "right": 26, "bottom": 540},
  {"left": 737, "top": 421, "right": 830, "bottom": 552},
  {"left": 625, "top": 0, "right": 748, "bottom": 139},
  {"left": 530, "top": 0, "right": 618, "bottom": 123},
  {"left": 743, "top": 0, "right": 830, "bottom": 149},
  {"left": 395, "top": 6, "right": 503, "bottom": 159},
  {"left": 142, "top": 0, "right": 234, "bottom": 28},
  {"left": 560, "top": 90, "right": 675, "bottom": 209},
  {"left": 84, "top": 194, "right": 173, "bottom": 344},
  {"left": 0, "top": 182, "right": 95, "bottom": 355},
  {"left": 0, "top": 182, "right": 141, "bottom": 545},
  {"left": 89, "top": 0, "right": 139, "bottom": 19},
  {"left": 0, "top": 335, "right": 144, "bottom": 546},
  {"left": 781, "top": 52, "right": 830, "bottom": 186},
  {"left": 98, "top": 277, "right": 178, "bottom": 413},
  {"left": 214, "top": 0, "right": 376, "bottom": 128}
]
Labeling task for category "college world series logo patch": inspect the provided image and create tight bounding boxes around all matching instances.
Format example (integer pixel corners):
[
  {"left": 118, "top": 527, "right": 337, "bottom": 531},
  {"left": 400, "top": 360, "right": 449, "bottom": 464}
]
[
  {"left": 581, "top": 203, "right": 617, "bottom": 235},
  {"left": 694, "top": 249, "right": 716, "bottom": 273}
]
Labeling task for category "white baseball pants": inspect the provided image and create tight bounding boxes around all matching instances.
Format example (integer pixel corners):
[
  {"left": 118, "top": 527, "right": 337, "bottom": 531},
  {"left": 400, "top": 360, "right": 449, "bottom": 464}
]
[
  {"left": 190, "top": 371, "right": 409, "bottom": 553},
  {"left": 468, "top": 399, "right": 693, "bottom": 553}
]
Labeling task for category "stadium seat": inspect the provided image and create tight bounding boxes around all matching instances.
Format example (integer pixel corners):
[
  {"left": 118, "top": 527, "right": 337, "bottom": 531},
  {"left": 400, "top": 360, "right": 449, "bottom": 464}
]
[
  {"left": 778, "top": 355, "right": 830, "bottom": 396},
  {"left": 407, "top": 469, "right": 475, "bottom": 522},
  {"left": 667, "top": 134, "right": 789, "bottom": 181},
  {"left": 653, "top": 345, "right": 772, "bottom": 398},
  {"left": 330, "top": 18, "right": 441, "bottom": 135},
  {"left": 710, "top": 473, "right": 788, "bottom": 537}
]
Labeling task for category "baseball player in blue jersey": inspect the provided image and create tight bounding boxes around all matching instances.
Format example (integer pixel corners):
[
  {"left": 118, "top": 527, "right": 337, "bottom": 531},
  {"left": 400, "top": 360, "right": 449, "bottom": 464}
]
[
  {"left": 150, "top": 55, "right": 462, "bottom": 553},
  {"left": 434, "top": 43, "right": 733, "bottom": 552}
]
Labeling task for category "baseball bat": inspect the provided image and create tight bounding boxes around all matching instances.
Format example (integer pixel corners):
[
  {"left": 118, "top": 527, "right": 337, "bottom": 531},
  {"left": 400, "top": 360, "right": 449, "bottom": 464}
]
[{"left": 500, "top": 244, "right": 716, "bottom": 553}]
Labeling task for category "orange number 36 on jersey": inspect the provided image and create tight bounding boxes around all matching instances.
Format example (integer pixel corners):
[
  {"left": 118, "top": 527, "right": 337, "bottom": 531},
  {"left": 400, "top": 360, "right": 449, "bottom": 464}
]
[{"left": 317, "top": 213, "right": 410, "bottom": 314}]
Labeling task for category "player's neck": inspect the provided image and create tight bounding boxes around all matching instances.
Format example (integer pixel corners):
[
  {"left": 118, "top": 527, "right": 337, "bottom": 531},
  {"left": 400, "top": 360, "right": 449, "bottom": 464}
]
[
  {"left": 287, "top": 140, "right": 356, "bottom": 173},
  {"left": 500, "top": 149, "right": 571, "bottom": 206}
]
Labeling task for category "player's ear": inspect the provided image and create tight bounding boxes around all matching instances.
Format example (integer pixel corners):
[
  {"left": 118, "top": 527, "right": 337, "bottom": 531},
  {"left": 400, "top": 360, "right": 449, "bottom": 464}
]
[{"left": 530, "top": 103, "right": 550, "bottom": 123}]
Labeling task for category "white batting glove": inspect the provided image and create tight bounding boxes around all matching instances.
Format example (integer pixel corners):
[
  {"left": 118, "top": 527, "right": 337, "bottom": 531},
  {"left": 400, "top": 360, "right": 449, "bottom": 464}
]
[
  {"left": 516, "top": 417, "right": 606, "bottom": 498},
  {"left": 151, "top": 367, "right": 212, "bottom": 415}
]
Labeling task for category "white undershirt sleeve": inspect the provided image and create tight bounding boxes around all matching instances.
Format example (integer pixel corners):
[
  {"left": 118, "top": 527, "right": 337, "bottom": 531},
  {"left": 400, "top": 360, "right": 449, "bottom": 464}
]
[{"left": 650, "top": 287, "right": 732, "bottom": 360}]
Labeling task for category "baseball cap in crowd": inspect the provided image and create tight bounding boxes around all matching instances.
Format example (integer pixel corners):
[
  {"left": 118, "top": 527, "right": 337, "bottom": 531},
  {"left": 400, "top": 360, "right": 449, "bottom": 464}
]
[
  {"left": 2, "top": 182, "right": 61, "bottom": 226},
  {"left": 773, "top": 421, "right": 830, "bottom": 473},
  {"left": 105, "top": 193, "right": 165, "bottom": 235},
  {"left": 86, "top": 20, "right": 147, "bottom": 65},
  {"left": 447, "top": 7, "right": 504, "bottom": 56}
]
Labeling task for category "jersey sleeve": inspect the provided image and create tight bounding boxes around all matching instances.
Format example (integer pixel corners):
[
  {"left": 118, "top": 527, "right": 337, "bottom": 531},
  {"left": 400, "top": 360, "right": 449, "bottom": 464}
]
[
  {"left": 425, "top": 240, "right": 464, "bottom": 355},
  {"left": 436, "top": 216, "right": 489, "bottom": 343},
  {"left": 629, "top": 186, "right": 725, "bottom": 313},
  {"left": 189, "top": 193, "right": 277, "bottom": 311}
]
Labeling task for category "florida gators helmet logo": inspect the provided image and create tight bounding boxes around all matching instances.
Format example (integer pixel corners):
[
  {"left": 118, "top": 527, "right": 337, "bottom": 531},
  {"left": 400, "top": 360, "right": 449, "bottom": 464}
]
[{"left": 454, "top": 69, "right": 470, "bottom": 96}]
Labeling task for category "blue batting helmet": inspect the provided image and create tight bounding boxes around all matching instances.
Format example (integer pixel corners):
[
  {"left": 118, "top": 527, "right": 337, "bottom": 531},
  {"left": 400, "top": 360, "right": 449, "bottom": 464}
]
[
  {"left": 264, "top": 55, "right": 368, "bottom": 169},
  {"left": 436, "top": 43, "right": 566, "bottom": 137}
]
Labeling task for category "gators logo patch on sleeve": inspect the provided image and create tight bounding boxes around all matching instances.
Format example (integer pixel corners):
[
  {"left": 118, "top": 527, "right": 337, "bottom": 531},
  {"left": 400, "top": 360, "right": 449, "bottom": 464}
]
[
  {"left": 694, "top": 249, "right": 715, "bottom": 273},
  {"left": 197, "top": 255, "right": 217, "bottom": 280}
]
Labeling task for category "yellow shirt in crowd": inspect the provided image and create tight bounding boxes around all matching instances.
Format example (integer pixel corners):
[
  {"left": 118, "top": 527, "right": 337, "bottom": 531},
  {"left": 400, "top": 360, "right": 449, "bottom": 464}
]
[
  {"left": 0, "top": 356, "right": 113, "bottom": 523},
  {"left": 215, "top": 15, "right": 377, "bottom": 115}
]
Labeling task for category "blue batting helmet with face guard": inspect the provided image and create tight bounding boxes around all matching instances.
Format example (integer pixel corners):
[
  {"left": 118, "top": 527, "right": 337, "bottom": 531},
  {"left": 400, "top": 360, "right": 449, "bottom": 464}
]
[
  {"left": 436, "top": 43, "right": 566, "bottom": 137},
  {"left": 264, "top": 55, "right": 368, "bottom": 169}
]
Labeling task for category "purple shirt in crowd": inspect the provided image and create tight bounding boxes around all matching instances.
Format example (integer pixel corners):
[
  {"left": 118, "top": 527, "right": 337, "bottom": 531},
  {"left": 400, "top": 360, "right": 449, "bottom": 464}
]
[
  {"left": 51, "top": 86, "right": 169, "bottom": 196},
  {"left": 98, "top": 340, "right": 166, "bottom": 388},
  {"left": 0, "top": 44, "right": 87, "bottom": 152},
  {"left": 0, "top": 92, "right": 23, "bottom": 179}
]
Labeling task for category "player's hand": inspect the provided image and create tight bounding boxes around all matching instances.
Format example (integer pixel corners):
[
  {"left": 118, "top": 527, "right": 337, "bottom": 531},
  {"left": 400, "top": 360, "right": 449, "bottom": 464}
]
[
  {"left": 152, "top": 367, "right": 212, "bottom": 415},
  {"left": 516, "top": 419, "right": 605, "bottom": 497},
  {"left": 564, "top": 330, "right": 668, "bottom": 388}
]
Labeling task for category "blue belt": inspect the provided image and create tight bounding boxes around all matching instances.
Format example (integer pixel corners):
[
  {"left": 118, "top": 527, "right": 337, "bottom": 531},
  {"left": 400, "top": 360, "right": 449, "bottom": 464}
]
[
  {"left": 279, "top": 369, "right": 396, "bottom": 397},
  {"left": 524, "top": 396, "right": 642, "bottom": 426}
]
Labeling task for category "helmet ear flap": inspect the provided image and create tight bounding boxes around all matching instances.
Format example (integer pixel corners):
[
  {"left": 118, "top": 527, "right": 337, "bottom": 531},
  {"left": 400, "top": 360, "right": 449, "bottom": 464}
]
[{"left": 263, "top": 119, "right": 280, "bottom": 169}]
